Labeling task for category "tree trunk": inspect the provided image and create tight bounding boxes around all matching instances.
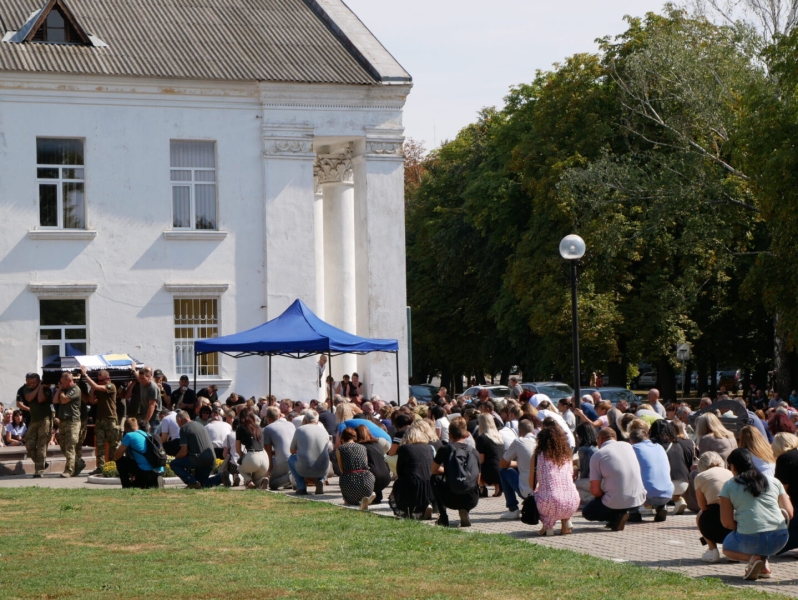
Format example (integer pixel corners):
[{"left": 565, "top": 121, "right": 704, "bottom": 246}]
[
  {"left": 441, "top": 366, "right": 452, "bottom": 393},
  {"left": 656, "top": 357, "right": 677, "bottom": 402},
  {"left": 477, "top": 372, "right": 486, "bottom": 385},
  {"left": 500, "top": 368, "right": 511, "bottom": 386},
  {"left": 774, "top": 318, "right": 794, "bottom": 397},
  {"left": 709, "top": 355, "right": 718, "bottom": 398},
  {"left": 454, "top": 374, "right": 464, "bottom": 394},
  {"left": 697, "top": 361, "right": 708, "bottom": 397},
  {"left": 606, "top": 360, "right": 626, "bottom": 387}
]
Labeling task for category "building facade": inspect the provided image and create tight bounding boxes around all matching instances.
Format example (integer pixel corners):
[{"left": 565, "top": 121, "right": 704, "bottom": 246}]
[{"left": 0, "top": 0, "right": 411, "bottom": 401}]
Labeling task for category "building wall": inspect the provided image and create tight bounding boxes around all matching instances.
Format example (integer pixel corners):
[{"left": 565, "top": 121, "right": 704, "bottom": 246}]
[{"left": 0, "top": 74, "right": 410, "bottom": 402}]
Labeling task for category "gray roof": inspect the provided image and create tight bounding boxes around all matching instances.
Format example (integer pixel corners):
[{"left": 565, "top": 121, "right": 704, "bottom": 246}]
[{"left": 0, "top": 0, "right": 411, "bottom": 84}]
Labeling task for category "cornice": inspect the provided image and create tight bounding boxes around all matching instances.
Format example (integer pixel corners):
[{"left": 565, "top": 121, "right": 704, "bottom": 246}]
[
  {"left": 259, "top": 82, "right": 410, "bottom": 110},
  {"left": 163, "top": 283, "right": 229, "bottom": 296},
  {"left": 262, "top": 122, "right": 316, "bottom": 158},
  {"left": 29, "top": 283, "right": 97, "bottom": 298}
]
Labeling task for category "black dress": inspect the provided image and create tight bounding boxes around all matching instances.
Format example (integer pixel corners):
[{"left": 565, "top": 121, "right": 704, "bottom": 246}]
[
  {"left": 390, "top": 444, "right": 434, "bottom": 518},
  {"left": 338, "top": 443, "right": 375, "bottom": 505},
  {"left": 475, "top": 434, "right": 502, "bottom": 486},
  {"left": 361, "top": 441, "right": 391, "bottom": 503}
]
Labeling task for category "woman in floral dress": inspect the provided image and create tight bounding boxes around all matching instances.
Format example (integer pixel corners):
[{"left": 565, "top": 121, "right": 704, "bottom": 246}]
[{"left": 530, "top": 423, "right": 580, "bottom": 536}]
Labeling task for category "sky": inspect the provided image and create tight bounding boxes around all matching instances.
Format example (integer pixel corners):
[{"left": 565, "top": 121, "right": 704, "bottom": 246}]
[{"left": 343, "top": 0, "right": 671, "bottom": 151}]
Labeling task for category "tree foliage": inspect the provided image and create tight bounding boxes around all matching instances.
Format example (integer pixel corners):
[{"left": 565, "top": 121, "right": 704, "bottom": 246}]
[{"left": 406, "top": 6, "right": 796, "bottom": 395}]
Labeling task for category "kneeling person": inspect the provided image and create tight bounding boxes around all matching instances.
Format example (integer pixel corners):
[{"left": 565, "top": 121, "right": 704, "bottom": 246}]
[
  {"left": 114, "top": 418, "right": 164, "bottom": 488},
  {"left": 430, "top": 417, "right": 481, "bottom": 527}
]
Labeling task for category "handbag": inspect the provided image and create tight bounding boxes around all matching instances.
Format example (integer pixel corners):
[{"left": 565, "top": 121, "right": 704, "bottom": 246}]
[{"left": 520, "top": 494, "right": 539, "bottom": 525}]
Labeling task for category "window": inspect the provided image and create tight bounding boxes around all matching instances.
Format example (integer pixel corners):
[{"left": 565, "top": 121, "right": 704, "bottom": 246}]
[
  {"left": 40, "top": 299, "right": 86, "bottom": 365},
  {"left": 36, "top": 138, "right": 85, "bottom": 229},
  {"left": 174, "top": 298, "right": 219, "bottom": 376},
  {"left": 30, "top": 6, "right": 85, "bottom": 45},
  {"left": 170, "top": 141, "right": 217, "bottom": 230}
]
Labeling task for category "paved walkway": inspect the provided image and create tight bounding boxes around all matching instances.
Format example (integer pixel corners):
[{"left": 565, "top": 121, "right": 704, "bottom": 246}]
[{"left": 3, "top": 473, "right": 798, "bottom": 596}]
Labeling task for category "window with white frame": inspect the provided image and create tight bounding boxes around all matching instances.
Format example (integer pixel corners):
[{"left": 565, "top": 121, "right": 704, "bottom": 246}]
[
  {"left": 170, "top": 141, "right": 217, "bottom": 230},
  {"left": 174, "top": 298, "right": 219, "bottom": 376},
  {"left": 40, "top": 299, "right": 87, "bottom": 365},
  {"left": 36, "top": 138, "right": 85, "bottom": 229}
]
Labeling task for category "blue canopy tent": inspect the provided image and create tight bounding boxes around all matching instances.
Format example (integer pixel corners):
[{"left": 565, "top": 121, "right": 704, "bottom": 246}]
[{"left": 193, "top": 299, "right": 401, "bottom": 403}]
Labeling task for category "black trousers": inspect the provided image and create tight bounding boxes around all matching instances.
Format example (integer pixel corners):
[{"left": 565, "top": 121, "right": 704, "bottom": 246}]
[
  {"left": 430, "top": 475, "right": 479, "bottom": 518},
  {"left": 582, "top": 498, "right": 629, "bottom": 523},
  {"left": 116, "top": 455, "right": 161, "bottom": 489}
]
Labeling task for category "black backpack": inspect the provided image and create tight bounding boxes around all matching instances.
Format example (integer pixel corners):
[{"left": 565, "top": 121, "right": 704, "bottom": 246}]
[
  {"left": 445, "top": 443, "right": 479, "bottom": 494},
  {"left": 131, "top": 431, "right": 168, "bottom": 469}
]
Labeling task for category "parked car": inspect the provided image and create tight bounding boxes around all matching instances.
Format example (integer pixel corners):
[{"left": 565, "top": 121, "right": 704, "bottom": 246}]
[
  {"left": 715, "top": 369, "right": 741, "bottom": 391},
  {"left": 675, "top": 372, "right": 698, "bottom": 387},
  {"left": 580, "top": 387, "right": 638, "bottom": 407},
  {"left": 461, "top": 385, "right": 513, "bottom": 403},
  {"left": 636, "top": 372, "right": 657, "bottom": 389},
  {"left": 520, "top": 381, "right": 574, "bottom": 401},
  {"left": 408, "top": 385, "right": 435, "bottom": 404}
]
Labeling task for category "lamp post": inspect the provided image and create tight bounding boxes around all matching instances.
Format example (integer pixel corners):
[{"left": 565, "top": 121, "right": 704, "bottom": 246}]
[{"left": 560, "top": 234, "right": 586, "bottom": 410}]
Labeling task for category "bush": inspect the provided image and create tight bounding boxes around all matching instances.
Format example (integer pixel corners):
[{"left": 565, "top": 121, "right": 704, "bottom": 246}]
[{"left": 102, "top": 462, "right": 119, "bottom": 478}]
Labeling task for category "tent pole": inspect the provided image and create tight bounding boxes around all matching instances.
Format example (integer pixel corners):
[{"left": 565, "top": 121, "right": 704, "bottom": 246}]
[
  {"left": 327, "top": 351, "right": 333, "bottom": 404},
  {"left": 395, "top": 351, "right": 401, "bottom": 406},
  {"left": 193, "top": 352, "right": 197, "bottom": 393},
  {"left": 269, "top": 355, "right": 272, "bottom": 398}
]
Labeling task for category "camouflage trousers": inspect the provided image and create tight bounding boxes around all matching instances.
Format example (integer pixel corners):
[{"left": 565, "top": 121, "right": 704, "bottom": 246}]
[
  {"left": 94, "top": 418, "right": 121, "bottom": 468},
  {"left": 24, "top": 418, "right": 51, "bottom": 474},
  {"left": 59, "top": 419, "right": 82, "bottom": 476}
]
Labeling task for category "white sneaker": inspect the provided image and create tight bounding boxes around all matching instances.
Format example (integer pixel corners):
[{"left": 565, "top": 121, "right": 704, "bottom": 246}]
[
  {"left": 674, "top": 498, "right": 688, "bottom": 515},
  {"left": 701, "top": 548, "right": 721, "bottom": 563},
  {"left": 500, "top": 509, "right": 521, "bottom": 520}
]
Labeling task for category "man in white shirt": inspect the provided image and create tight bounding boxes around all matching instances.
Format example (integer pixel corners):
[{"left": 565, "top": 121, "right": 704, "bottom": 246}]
[
  {"left": 205, "top": 407, "right": 232, "bottom": 459},
  {"left": 498, "top": 419, "right": 537, "bottom": 519},
  {"left": 159, "top": 408, "right": 181, "bottom": 456}
]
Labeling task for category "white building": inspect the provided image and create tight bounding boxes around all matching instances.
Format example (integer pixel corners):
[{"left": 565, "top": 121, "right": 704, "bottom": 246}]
[{"left": 0, "top": 0, "right": 411, "bottom": 401}]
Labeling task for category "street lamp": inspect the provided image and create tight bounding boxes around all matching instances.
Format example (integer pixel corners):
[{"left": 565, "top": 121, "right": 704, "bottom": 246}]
[{"left": 560, "top": 234, "right": 586, "bottom": 410}]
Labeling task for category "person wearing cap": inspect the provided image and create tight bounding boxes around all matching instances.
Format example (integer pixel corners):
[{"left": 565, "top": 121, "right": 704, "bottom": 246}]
[
  {"left": 205, "top": 406, "right": 232, "bottom": 459},
  {"left": 81, "top": 366, "right": 120, "bottom": 475},
  {"left": 170, "top": 375, "right": 197, "bottom": 418},
  {"left": 153, "top": 369, "right": 172, "bottom": 402},
  {"left": 22, "top": 373, "right": 52, "bottom": 478},
  {"left": 509, "top": 377, "right": 523, "bottom": 400}
]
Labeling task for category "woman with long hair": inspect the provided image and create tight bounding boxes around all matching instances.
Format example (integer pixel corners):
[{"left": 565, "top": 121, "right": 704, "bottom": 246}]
[
  {"left": 530, "top": 425, "right": 580, "bottom": 536},
  {"left": 695, "top": 413, "right": 737, "bottom": 462},
  {"left": 336, "top": 427, "right": 376, "bottom": 510},
  {"left": 720, "top": 448, "right": 793, "bottom": 580},
  {"left": 355, "top": 424, "right": 391, "bottom": 505},
  {"left": 236, "top": 408, "right": 270, "bottom": 489},
  {"left": 390, "top": 420, "right": 435, "bottom": 519},
  {"left": 694, "top": 451, "right": 734, "bottom": 563},
  {"left": 475, "top": 413, "right": 504, "bottom": 497},
  {"left": 774, "top": 432, "right": 798, "bottom": 556},
  {"left": 738, "top": 425, "right": 776, "bottom": 477}
]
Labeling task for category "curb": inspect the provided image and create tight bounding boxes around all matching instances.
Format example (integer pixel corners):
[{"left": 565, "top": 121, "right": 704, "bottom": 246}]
[{"left": 87, "top": 475, "right": 182, "bottom": 485}]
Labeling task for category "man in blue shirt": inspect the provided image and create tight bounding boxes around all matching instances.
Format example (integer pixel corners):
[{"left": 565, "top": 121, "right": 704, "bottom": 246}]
[
  {"left": 629, "top": 426, "right": 673, "bottom": 522},
  {"left": 114, "top": 418, "right": 164, "bottom": 489}
]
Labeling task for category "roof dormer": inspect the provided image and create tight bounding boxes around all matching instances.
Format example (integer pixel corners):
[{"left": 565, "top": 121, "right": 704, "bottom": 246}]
[{"left": 29, "top": 1, "right": 88, "bottom": 44}]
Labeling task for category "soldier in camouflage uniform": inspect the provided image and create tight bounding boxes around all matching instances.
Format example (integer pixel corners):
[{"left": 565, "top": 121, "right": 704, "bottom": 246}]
[
  {"left": 81, "top": 366, "right": 120, "bottom": 475},
  {"left": 53, "top": 372, "right": 82, "bottom": 477},
  {"left": 22, "top": 373, "right": 52, "bottom": 478}
]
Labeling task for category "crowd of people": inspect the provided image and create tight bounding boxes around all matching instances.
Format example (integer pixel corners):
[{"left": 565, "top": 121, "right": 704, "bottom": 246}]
[{"left": 5, "top": 367, "right": 798, "bottom": 582}]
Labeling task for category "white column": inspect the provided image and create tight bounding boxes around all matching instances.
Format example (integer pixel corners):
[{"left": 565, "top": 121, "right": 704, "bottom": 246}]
[
  {"left": 318, "top": 150, "right": 357, "bottom": 377},
  {"left": 314, "top": 176, "right": 325, "bottom": 320},
  {"left": 353, "top": 133, "right": 409, "bottom": 403},
  {"left": 262, "top": 123, "right": 317, "bottom": 399}
]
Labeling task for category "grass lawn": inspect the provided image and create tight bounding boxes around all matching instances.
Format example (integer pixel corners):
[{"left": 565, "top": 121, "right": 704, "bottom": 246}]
[{"left": 0, "top": 487, "right": 782, "bottom": 599}]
